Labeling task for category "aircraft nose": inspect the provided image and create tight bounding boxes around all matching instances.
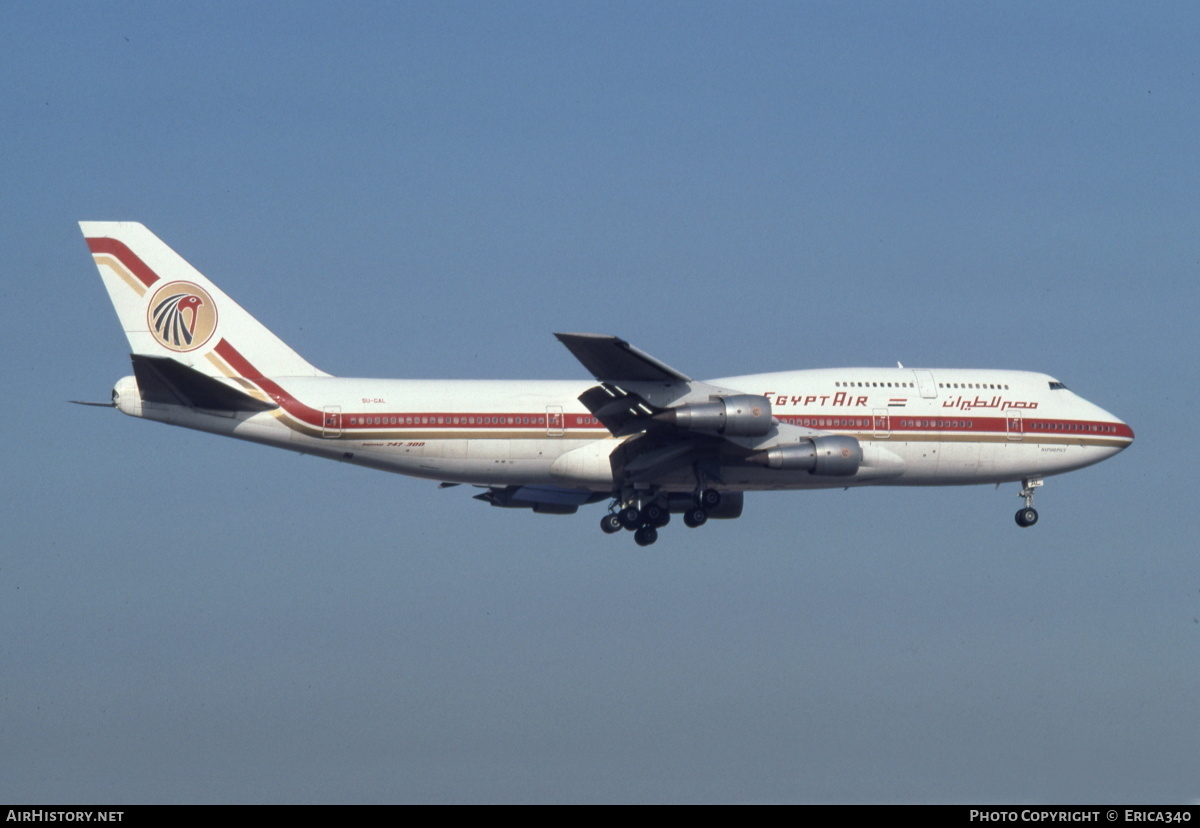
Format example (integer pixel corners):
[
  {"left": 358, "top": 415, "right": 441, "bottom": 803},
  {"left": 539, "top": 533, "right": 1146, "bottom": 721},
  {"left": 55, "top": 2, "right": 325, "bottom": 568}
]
[
  {"left": 1085, "top": 397, "right": 1133, "bottom": 450},
  {"left": 1109, "top": 414, "right": 1134, "bottom": 450}
]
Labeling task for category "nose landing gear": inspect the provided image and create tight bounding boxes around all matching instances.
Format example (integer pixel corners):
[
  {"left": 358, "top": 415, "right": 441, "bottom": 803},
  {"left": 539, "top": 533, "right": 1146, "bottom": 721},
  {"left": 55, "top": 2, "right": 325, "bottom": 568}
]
[{"left": 1015, "top": 478, "right": 1042, "bottom": 527}]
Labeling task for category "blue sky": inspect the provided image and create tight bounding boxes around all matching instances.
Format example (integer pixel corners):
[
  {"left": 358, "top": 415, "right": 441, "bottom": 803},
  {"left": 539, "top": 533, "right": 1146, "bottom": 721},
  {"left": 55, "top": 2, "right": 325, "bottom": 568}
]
[{"left": 2, "top": 1, "right": 1197, "bottom": 803}]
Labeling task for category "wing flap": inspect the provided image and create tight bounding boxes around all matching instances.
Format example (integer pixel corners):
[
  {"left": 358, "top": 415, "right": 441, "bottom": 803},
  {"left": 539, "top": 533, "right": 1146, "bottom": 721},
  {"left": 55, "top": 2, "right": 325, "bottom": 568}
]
[{"left": 577, "top": 382, "right": 664, "bottom": 435}]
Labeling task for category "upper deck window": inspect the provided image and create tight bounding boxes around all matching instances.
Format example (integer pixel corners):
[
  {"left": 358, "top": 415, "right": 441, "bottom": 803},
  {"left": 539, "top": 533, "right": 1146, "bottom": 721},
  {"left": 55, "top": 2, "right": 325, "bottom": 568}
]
[{"left": 1048, "top": 381, "right": 1068, "bottom": 390}]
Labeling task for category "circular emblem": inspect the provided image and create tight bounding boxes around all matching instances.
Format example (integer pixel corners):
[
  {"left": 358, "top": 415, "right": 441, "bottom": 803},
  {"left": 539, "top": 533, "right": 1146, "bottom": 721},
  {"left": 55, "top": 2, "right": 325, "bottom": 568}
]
[{"left": 147, "top": 281, "right": 217, "bottom": 352}]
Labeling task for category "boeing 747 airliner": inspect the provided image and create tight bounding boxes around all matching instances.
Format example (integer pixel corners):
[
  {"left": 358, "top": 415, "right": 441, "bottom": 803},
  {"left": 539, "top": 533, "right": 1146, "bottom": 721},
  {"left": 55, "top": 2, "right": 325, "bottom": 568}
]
[{"left": 79, "top": 222, "right": 1134, "bottom": 545}]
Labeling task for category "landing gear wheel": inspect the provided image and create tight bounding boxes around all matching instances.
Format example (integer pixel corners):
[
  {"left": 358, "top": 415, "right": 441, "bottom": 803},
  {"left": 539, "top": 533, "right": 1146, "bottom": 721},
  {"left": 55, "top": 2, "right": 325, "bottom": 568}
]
[
  {"left": 1015, "top": 478, "right": 1043, "bottom": 528},
  {"left": 683, "top": 507, "right": 708, "bottom": 528},
  {"left": 601, "top": 513, "right": 623, "bottom": 534},
  {"left": 641, "top": 503, "right": 668, "bottom": 527},
  {"left": 1015, "top": 507, "right": 1039, "bottom": 528},
  {"left": 697, "top": 488, "right": 722, "bottom": 509},
  {"left": 619, "top": 506, "right": 642, "bottom": 530},
  {"left": 634, "top": 526, "right": 658, "bottom": 546}
]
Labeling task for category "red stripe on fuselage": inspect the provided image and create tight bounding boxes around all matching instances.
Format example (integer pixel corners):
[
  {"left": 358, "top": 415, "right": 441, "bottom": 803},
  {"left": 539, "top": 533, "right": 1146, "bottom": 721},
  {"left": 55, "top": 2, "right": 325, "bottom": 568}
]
[
  {"left": 213, "top": 339, "right": 324, "bottom": 427},
  {"left": 207, "top": 338, "right": 1134, "bottom": 442},
  {"left": 343, "top": 413, "right": 603, "bottom": 429},
  {"left": 776, "top": 414, "right": 1133, "bottom": 440},
  {"left": 86, "top": 237, "right": 160, "bottom": 288},
  {"left": 337, "top": 413, "right": 1130, "bottom": 437}
]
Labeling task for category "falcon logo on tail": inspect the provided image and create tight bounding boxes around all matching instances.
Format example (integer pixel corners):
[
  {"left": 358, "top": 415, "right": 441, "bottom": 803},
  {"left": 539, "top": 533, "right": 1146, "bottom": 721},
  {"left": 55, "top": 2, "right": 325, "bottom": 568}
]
[{"left": 147, "top": 281, "right": 217, "bottom": 352}]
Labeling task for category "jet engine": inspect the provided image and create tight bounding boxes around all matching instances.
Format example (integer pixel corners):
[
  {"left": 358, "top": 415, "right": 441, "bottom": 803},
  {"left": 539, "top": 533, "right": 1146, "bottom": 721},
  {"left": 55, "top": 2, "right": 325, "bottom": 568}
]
[
  {"left": 747, "top": 434, "right": 863, "bottom": 476},
  {"left": 653, "top": 394, "right": 773, "bottom": 437}
]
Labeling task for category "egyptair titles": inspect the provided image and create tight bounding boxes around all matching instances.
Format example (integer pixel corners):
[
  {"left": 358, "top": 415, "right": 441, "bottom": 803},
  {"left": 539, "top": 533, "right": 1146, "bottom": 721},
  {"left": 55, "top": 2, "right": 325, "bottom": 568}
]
[
  {"left": 763, "top": 392, "right": 869, "bottom": 408},
  {"left": 762, "top": 391, "right": 1039, "bottom": 411}
]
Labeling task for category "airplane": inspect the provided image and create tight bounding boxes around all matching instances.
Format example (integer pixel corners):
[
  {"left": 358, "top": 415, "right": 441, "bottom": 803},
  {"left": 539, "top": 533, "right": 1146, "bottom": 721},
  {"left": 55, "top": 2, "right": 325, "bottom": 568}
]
[{"left": 78, "top": 221, "right": 1135, "bottom": 546}]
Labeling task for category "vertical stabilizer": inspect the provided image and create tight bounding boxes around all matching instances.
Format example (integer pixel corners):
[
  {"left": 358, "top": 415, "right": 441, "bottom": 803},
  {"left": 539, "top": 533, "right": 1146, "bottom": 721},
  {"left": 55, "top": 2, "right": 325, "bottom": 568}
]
[{"left": 80, "top": 222, "right": 329, "bottom": 379}]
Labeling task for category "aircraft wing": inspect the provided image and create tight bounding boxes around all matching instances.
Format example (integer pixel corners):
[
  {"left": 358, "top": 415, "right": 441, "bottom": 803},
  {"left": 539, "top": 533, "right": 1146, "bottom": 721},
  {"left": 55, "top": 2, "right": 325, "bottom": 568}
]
[
  {"left": 557, "top": 333, "right": 705, "bottom": 437},
  {"left": 554, "top": 333, "right": 691, "bottom": 382},
  {"left": 556, "top": 333, "right": 781, "bottom": 484}
]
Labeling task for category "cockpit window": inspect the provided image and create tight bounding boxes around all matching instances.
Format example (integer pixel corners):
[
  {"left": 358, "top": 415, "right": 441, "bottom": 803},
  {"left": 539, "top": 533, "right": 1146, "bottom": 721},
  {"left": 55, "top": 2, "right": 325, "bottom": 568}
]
[{"left": 1048, "top": 381, "right": 1068, "bottom": 390}]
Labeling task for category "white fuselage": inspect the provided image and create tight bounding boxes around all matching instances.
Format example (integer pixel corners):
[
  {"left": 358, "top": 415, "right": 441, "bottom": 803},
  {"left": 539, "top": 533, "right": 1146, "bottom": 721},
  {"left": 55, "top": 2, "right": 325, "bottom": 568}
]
[
  {"left": 112, "top": 365, "right": 1133, "bottom": 494},
  {"left": 80, "top": 221, "right": 1134, "bottom": 539}
]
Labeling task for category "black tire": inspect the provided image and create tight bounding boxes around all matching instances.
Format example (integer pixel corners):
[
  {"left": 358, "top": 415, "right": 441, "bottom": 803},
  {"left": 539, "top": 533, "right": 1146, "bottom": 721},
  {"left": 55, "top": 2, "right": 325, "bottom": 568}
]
[
  {"left": 698, "top": 488, "right": 722, "bottom": 509},
  {"left": 634, "top": 526, "right": 658, "bottom": 546},
  {"left": 601, "top": 513, "right": 623, "bottom": 534},
  {"left": 641, "top": 503, "right": 667, "bottom": 527},
  {"left": 683, "top": 507, "right": 708, "bottom": 528},
  {"left": 619, "top": 506, "right": 641, "bottom": 530},
  {"left": 1015, "top": 507, "right": 1039, "bottom": 527}
]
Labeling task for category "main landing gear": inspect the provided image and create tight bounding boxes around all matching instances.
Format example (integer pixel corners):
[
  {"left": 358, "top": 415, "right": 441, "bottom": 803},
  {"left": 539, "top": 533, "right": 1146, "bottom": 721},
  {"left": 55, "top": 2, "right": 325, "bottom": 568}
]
[
  {"left": 683, "top": 487, "right": 719, "bottom": 529},
  {"left": 600, "top": 488, "right": 722, "bottom": 546},
  {"left": 1015, "top": 478, "right": 1042, "bottom": 527}
]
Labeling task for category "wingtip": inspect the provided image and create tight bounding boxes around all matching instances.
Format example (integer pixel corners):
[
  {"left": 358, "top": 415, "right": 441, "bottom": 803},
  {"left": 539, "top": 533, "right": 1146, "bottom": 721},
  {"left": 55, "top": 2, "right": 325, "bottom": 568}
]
[{"left": 555, "top": 332, "right": 631, "bottom": 348}]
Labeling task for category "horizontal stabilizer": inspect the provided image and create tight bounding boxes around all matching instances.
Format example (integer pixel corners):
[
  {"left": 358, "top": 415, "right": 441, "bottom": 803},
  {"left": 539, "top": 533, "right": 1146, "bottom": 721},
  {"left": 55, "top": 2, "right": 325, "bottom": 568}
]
[{"left": 131, "top": 355, "right": 279, "bottom": 413}]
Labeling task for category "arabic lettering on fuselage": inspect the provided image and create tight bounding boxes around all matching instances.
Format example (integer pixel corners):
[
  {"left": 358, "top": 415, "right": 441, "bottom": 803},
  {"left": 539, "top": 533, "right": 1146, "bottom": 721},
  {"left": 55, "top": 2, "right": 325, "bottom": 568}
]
[{"left": 943, "top": 395, "right": 1039, "bottom": 411}]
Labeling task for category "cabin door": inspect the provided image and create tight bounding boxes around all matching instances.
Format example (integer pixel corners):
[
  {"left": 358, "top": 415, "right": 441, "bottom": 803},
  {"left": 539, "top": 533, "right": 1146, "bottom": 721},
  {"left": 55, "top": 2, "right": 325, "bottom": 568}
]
[
  {"left": 546, "top": 406, "right": 564, "bottom": 437},
  {"left": 322, "top": 406, "right": 342, "bottom": 438}
]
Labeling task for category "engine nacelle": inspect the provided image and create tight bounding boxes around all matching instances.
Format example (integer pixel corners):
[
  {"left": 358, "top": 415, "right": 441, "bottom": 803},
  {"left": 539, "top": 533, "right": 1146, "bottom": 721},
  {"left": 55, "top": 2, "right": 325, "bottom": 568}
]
[
  {"left": 749, "top": 434, "right": 862, "bottom": 476},
  {"left": 655, "top": 394, "right": 773, "bottom": 437},
  {"left": 812, "top": 434, "right": 863, "bottom": 476},
  {"left": 755, "top": 442, "right": 816, "bottom": 471}
]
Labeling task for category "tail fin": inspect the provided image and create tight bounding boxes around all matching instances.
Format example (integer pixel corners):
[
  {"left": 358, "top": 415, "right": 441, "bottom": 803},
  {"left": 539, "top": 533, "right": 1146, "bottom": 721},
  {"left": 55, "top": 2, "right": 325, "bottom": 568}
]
[{"left": 80, "top": 221, "right": 329, "bottom": 379}]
